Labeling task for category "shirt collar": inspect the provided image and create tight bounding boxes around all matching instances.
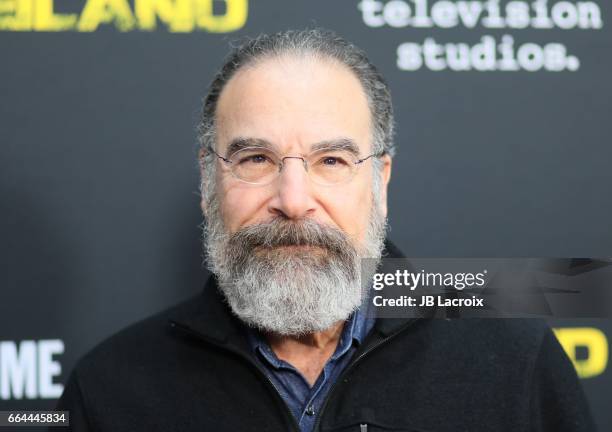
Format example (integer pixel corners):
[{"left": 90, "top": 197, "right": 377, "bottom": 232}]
[{"left": 245, "top": 308, "right": 372, "bottom": 370}]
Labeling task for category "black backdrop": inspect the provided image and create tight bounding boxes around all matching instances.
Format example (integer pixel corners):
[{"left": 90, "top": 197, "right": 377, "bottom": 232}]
[{"left": 1, "top": 0, "right": 610, "bottom": 429}]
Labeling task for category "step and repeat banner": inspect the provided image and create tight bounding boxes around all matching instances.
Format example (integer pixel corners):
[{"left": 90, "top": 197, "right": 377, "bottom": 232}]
[{"left": 1, "top": 0, "right": 610, "bottom": 429}]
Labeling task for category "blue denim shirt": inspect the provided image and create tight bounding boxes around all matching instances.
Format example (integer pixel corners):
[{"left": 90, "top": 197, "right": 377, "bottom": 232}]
[{"left": 245, "top": 310, "right": 375, "bottom": 432}]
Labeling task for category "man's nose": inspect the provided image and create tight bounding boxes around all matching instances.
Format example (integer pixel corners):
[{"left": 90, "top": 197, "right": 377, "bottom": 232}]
[{"left": 268, "top": 157, "right": 316, "bottom": 220}]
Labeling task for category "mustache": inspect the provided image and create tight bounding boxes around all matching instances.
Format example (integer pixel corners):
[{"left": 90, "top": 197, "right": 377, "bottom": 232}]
[{"left": 226, "top": 217, "right": 357, "bottom": 256}]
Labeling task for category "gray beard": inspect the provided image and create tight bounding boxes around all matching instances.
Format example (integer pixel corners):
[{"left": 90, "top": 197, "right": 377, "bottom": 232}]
[{"left": 202, "top": 194, "right": 386, "bottom": 336}]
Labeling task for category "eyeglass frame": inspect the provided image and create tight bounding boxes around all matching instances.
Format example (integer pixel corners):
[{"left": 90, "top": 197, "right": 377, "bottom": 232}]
[{"left": 207, "top": 145, "right": 386, "bottom": 186}]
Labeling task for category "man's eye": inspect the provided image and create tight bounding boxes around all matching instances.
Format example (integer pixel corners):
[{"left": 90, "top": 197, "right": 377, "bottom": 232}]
[
  {"left": 320, "top": 156, "right": 348, "bottom": 166},
  {"left": 239, "top": 154, "right": 270, "bottom": 164},
  {"left": 251, "top": 155, "right": 268, "bottom": 163}
]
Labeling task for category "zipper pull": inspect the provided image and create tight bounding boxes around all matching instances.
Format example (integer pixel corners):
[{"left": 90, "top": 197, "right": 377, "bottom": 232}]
[{"left": 360, "top": 424, "right": 368, "bottom": 432}]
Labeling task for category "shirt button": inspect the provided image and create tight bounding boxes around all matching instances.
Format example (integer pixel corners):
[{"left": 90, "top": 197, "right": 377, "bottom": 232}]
[{"left": 305, "top": 405, "right": 315, "bottom": 416}]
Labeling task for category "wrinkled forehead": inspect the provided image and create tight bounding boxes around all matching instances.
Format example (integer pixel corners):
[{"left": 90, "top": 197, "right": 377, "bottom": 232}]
[{"left": 215, "top": 55, "right": 373, "bottom": 156}]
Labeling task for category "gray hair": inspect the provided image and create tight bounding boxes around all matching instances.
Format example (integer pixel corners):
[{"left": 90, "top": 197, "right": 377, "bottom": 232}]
[{"left": 196, "top": 28, "right": 395, "bottom": 202}]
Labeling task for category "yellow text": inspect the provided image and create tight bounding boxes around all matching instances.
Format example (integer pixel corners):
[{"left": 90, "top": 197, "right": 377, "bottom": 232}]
[
  {"left": 0, "top": 0, "right": 248, "bottom": 32},
  {"left": 554, "top": 327, "right": 609, "bottom": 379}
]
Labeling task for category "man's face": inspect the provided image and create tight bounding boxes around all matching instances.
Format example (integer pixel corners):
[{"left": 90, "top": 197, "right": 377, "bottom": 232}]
[
  {"left": 213, "top": 56, "right": 390, "bottom": 249},
  {"left": 201, "top": 55, "right": 391, "bottom": 335}
]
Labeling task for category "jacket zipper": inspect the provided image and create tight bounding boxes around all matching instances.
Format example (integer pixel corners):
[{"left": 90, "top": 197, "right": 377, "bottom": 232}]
[
  {"left": 312, "top": 319, "right": 420, "bottom": 432},
  {"left": 169, "top": 321, "right": 301, "bottom": 432}
]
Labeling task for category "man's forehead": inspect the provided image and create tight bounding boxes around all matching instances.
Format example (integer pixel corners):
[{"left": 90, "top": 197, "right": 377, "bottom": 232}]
[{"left": 214, "top": 55, "right": 372, "bottom": 154}]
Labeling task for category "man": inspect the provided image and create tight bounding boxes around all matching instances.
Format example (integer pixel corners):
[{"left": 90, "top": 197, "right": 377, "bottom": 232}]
[{"left": 57, "top": 29, "right": 595, "bottom": 431}]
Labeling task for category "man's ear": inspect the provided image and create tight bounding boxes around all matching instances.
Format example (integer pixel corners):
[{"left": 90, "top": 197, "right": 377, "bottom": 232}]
[
  {"left": 197, "top": 147, "right": 206, "bottom": 160},
  {"left": 198, "top": 148, "right": 208, "bottom": 218},
  {"left": 378, "top": 154, "right": 392, "bottom": 218}
]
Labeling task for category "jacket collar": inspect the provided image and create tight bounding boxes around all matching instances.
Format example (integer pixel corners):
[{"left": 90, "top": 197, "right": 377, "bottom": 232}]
[{"left": 168, "top": 239, "right": 424, "bottom": 350}]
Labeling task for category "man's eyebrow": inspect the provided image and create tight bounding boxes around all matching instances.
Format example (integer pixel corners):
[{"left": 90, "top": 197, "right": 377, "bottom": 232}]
[
  {"left": 223, "top": 137, "right": 361, "bottom": 157},
  {"left": 310, "top": 138, "right": 360, "bottom": 156},
  {"left": 224, "top": 137, "right": 275, "bottom": 156}
]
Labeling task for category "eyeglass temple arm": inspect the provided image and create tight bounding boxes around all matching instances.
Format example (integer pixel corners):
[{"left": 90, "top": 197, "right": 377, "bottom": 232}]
[
  {"left": 355, "top": 150, "right": 386, "bottom": 165},
  {"left": 209, "top": 148, "right": 232, "bottom": 164}
]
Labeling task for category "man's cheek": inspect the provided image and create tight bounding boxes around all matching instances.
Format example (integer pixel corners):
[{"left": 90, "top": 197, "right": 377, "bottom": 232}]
[
  {"left": 341, "top": 209, "right": 371, "bottom": 244},
  {"left": 221, "top": 190, "right": 267, "bottom": 233},
  {"left": 218, "top": 193, "right": 243, "bottom": 233}
]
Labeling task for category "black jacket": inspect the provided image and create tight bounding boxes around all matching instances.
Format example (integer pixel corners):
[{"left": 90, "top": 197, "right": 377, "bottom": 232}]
[{"left": 57, "top": 242, "right": 596, "bottom": 432}]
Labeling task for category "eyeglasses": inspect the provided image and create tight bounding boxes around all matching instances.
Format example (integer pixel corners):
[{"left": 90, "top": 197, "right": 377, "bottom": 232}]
[{"left": 210, "top": 146, "right": 383, "bottom": 186}]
